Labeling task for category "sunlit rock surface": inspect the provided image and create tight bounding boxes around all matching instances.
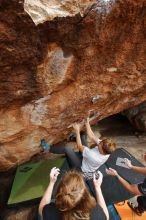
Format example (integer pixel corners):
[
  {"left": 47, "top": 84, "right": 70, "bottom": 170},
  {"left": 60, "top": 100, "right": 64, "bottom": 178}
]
[
  {"left": 0, "top": 0, "right": 146, "bottom": 171},
  {"left": 24, "top": 0, "right": 96, "bottom": 25}
]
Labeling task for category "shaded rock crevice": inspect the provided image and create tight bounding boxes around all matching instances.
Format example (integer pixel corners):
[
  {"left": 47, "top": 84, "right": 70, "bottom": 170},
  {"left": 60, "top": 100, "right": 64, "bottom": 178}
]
[{"left": 123, "top": 101, "right": 146, "bottom": 132}]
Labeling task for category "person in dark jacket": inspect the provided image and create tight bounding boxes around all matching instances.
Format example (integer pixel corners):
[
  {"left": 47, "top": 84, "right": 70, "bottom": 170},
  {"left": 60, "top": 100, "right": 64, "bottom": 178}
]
[{"left": 39, "top": 167, "right": 109, "bottom": 220}]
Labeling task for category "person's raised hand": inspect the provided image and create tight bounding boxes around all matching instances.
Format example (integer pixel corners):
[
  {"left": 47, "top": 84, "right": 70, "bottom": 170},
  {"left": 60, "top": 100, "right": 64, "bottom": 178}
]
[
  {"left": 93, "top": 171, "right": 103, "bottom": 189},
  {"left": 106, "top": 168, "right": 118, "bottom": 177},
  {"left": 72, "top": 123, "right": 81, "bottom": 132},
  {"left": 50, "top": 167, "right": 60, "bottom": 184},
  {"left": 85, "top": 117, "right": 90, "bottom": 126},
  {"left": 124, "top": 158, "right": 132, "bottom": 168}
]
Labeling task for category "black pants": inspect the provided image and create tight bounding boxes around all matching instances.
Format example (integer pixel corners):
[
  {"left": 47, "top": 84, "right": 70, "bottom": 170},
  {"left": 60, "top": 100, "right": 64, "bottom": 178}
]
[
  {"left": 64, "top": 132, "right": 88, "bottom": 171},
  {"left": 137, "top": 196, "right": 146, "bottom": 212}
]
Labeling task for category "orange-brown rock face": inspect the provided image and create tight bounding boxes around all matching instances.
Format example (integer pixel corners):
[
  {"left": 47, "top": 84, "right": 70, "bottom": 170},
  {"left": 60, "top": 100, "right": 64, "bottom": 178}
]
[{"left": 0, "top": 0, "right": 146, "bottom": 171}]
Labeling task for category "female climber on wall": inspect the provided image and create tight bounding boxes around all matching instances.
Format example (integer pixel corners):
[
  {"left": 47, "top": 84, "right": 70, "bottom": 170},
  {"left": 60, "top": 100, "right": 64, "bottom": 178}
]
[
  {"left": 39, "top": 167, "right": 109, "bottom": 220},
  {"left": 64, "top": 117, "right": 116, "bottom": 179}
]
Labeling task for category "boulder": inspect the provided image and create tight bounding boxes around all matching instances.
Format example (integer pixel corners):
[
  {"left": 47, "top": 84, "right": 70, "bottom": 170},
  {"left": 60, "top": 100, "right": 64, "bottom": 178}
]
[{"left": 0, "top": 0, "right": 146, "bottom": 171}]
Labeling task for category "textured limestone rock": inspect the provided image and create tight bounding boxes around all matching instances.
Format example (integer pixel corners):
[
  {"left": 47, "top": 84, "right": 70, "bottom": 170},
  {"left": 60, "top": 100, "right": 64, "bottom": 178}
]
[
  {"left": 123, "top": 101, "right": 146, "bottom": 131},
  {"left": 0, "top": 0, "right": 146, "bottom": 171},
  {"left": 24, "top": 0, "right": 96, "bottom": 25},
  {"left": 37, "top": 43, "right": 76, "bottom": 95}
]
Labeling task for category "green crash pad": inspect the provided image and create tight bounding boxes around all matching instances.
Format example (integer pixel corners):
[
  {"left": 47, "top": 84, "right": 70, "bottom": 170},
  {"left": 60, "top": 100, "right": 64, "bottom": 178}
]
[{"left": 8, "top": 158, "right": 65, "bottom": 206}]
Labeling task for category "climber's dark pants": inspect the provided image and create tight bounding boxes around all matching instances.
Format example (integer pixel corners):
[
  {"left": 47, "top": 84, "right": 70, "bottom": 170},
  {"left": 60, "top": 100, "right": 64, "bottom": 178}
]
[
  {"left": 64, "top": 132, "right": 88, "bottom": 171},
  {"left": 64, "top": 147, "right": 82, "bottom": 171}
]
